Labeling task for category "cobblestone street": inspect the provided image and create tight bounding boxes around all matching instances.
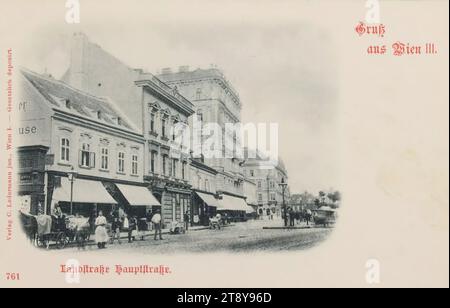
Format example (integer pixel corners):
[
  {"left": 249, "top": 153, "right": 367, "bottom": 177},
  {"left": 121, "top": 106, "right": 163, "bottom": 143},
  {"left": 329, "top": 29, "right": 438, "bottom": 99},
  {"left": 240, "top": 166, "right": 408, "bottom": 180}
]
[{"left": 67, "top": 219, "right": 333, "bottom": 254}]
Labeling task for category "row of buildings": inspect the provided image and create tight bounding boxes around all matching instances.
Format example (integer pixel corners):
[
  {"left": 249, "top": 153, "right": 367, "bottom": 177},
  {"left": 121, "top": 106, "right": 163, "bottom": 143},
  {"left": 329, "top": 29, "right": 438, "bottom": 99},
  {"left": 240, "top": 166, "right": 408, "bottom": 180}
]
[{"left": 16, "top": 33, "right": 290, "bottom": 227}]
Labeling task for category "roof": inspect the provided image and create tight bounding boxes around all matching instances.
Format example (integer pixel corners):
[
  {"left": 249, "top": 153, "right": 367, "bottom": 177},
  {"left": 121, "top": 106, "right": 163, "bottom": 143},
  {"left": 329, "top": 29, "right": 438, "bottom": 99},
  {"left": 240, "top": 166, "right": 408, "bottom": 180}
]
[
  {"left": 158, "top": 67, "right": 241, "bottom": 103},
  {"left": 21, "top": 69, "right": 139, "bottom": 133},
  {"left": 243, "top": 148, "right": 288, "bottom": 175}
]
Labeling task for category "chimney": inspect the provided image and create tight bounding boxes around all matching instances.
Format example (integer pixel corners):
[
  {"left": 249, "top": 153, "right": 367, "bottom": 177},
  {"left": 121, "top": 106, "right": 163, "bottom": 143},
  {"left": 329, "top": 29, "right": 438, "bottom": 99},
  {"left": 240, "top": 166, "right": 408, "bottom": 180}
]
[{"left": 68, "top": 32, "right": 89, "bottom": 91}]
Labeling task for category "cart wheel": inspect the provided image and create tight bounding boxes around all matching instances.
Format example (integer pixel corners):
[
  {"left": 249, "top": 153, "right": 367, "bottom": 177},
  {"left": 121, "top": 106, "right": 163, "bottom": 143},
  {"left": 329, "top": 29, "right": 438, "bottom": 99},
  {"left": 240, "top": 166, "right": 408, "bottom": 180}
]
[
  {"left": 37, "top": 235, "right": 47, "bottom": 248},
  {"left": 56, "top": 233, "right": 68, "bottom": 249}
]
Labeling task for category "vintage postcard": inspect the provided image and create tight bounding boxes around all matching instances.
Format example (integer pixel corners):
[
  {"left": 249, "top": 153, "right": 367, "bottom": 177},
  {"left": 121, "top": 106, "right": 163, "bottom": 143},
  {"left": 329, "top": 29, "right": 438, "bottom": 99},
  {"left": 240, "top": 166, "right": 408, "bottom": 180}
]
[{"left": 0, "top": 0, "right": 448, "bottom": 289}]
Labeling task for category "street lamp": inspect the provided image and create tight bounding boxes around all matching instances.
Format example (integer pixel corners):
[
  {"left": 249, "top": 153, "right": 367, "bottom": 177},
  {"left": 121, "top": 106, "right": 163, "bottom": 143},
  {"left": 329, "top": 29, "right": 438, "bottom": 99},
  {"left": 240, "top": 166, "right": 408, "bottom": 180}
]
[
  {"left": 279, "top": 178, "right": 288, "bottom": 227},
  {"left": 67, "top": 166, "right": 78, "bottom": 215}
]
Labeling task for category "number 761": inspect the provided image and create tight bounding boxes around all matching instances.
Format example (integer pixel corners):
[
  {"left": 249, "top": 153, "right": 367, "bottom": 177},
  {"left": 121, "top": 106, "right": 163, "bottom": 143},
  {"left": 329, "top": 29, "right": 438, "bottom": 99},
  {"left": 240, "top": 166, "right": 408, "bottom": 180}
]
[{"left": 5, "top": 273, "right": 20, "bottom": 281}]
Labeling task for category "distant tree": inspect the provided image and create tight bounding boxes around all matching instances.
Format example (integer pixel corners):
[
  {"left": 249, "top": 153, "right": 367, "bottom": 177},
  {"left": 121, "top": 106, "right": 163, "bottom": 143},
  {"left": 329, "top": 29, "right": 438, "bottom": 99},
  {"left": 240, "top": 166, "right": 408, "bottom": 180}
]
[
  {"left": 314, "top": 198, "right": 320, "bottom": 208},
  {"left": 319, "top": 191, "right": 326, "bottom": 205},
  {"left": 327, "top": 191, "right": 341, "bottom": 203}
]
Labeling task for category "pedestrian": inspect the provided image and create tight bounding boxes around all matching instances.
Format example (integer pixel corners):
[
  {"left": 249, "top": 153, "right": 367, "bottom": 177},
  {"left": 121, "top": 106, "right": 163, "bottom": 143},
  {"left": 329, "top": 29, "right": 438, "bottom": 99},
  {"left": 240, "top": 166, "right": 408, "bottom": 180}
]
[
  {"left": 95, "top": 211, "right": 108, "bottom": 249},
  {"left": 122, "top": 213, "right": 132, "bottom": 243},
  {"left": 110, "top": 216, "right": 122, "bottom": 244},
  {"left": 152, "top": 209, "right": 163, "bottom": 240},
  {"left": 183, "top": 211, "right": 190, "bottom": 231},
  {"left": 52, "top": 203, "right": 63, "bottom": 218},
  {"left": 289, "top": 208, "right": 295, "bottom": 227},
  {"left": 146, "top": 209, "right": 153, "bottom": 231},
  {"left": 137, "top": 216, "right": 148, "bottom": 241},
  {"left": 305, "top": 209, "right": 312, "bottom": 226},
  {"left": 131, "top": 216, "right": 138, "bottom": 241}
]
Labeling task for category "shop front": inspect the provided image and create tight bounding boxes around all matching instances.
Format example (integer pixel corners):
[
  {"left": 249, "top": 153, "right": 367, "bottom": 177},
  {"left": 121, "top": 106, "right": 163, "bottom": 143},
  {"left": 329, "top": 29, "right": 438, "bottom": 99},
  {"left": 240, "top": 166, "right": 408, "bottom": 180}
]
[
  {"left": 217, "top": 194, "right": 253, "bottom": 222},
  {"left": 191, "top": 191, "right": 218, "bottom": 226},
  {"left": 114, "top": 183, "right": 161, "bottom": 217},
  {"left": 51, "top": 176, "right": 118, "bottom": 218}
]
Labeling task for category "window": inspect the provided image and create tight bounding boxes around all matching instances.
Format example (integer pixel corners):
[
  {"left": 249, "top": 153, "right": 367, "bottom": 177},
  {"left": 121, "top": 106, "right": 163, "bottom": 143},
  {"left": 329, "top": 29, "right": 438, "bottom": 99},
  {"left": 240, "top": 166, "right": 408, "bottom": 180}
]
[
  {"left": 270, "top": 181, "right": 275, "bottom": 189},
  {"left": 80, "top": 143, "right": 94, "bottom": 168},
  {"left": 250, "top": 170, "right": 255, "bottom": 177},
  {"left": 270, "top": 193, "right": 276, "bottom": 201},
  {"left": 196, "top": 88, "right": 202, "bottom": 100},
  {"left": 162, "top": 118, "right": 167, "bottom": 137},
  {"left": 257, "top": 181, "right": 262, "bottom": 189},
  {"left": 172, "top": 159, "right": 178, "bottom": 178},
  {"left": 197, "top": 111, "right": 203, "bottom": 124},
  {"left": 60, "top": 138, "right": 70, "bottom": 162},
  {"left": 172, "top": 120, "right": 178, "bottom": 141},
  {"left": 150, "top": 113, "right": 156, "bottom": 133},
  {"left": 101, "top": 148, "right": 109, "bottom": 170},
  {"left": 182, "top": 162, "right": 186, "bottom": 180},
  {"left": 131, "top": 154, "right": 138, "bottom": 175},
  {"left": 258, "top": 194, "right": 263, "bottom": 202},
  {"left": 150, "top": 151, "right": 157, "bottom": 173},
  {"left": 118, "top": 152, "right": 125, "bottom": 173},
  {"left": 168, "top": 157, "right": 173, "bottom": 177},
  {"left": 162, "top": 155, "right": 167, "bottom": 175}
]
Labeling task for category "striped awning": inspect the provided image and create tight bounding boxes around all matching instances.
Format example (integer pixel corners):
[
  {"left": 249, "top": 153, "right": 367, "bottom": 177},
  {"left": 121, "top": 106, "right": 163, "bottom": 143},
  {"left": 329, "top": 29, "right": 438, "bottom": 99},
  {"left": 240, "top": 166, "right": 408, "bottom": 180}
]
[
  {"left": 52, "top": 177, "right": 117, "bottom": 204},
  {"left": 217, "top": 195, "right": 249, "bottom": 212},
  {"left": 116, "top": 184, "right": 161, "bottom": 206},
  {"left": 195, "top": 192, "right": 219, "bottom": 207}
]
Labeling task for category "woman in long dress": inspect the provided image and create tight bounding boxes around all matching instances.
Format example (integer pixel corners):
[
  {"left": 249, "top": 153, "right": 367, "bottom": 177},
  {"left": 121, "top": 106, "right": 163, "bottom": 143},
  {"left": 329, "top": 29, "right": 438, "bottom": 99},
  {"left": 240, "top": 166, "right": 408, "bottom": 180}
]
[{"left": 95, "top": 211, "right": 109, "bottom": 249}]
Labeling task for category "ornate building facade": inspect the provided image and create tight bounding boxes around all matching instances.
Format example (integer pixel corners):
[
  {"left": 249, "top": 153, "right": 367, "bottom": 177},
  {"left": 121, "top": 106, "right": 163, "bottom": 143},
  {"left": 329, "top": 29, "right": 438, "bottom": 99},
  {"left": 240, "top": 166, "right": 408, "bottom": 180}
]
[
  {"left": 18, "top": 69, "right": 155, "bottom": 218},
  {"left": 243, "top": 149, "right": 290, "bottom": 218},
  {"left": 61, "top": 33, "right": 196, "bottom": 226},
  {"left": 158, "top": 67, "right": 246, "bottom": 200}
]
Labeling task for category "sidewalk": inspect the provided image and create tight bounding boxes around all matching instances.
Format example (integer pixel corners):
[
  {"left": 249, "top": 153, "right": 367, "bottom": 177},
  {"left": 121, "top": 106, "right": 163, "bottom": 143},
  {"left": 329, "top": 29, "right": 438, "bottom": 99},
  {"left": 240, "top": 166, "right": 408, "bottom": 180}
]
[
  {"left": 248, "top": 218, "right": 315, "bottom": 229},
  {"left": 79, "top": 224, "right": 232, "bottom": 247}
]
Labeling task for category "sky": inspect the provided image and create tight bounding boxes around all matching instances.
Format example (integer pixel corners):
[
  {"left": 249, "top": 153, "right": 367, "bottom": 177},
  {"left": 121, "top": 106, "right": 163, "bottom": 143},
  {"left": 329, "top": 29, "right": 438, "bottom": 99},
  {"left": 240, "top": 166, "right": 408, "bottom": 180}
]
[{"left": 20, "top": 0, "right": 341, "bottom": 194}]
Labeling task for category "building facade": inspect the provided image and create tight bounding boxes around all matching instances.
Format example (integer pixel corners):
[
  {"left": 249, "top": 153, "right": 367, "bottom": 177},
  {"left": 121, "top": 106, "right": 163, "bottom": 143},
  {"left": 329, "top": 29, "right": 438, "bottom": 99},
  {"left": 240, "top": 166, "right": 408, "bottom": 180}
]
[
  {"left": 18, "top": 69, "right": 155, "bottom": 218},
  {"left": 62, "top": 33, "right": 196, "bottom": 226},
  {"left": 158, "top": 67, "right": 246, "bottom": 199},
  {"left": 58, "top": 33, "right": 259, "bottom": 224},
  {"left": 243, "top": 178, "right": 258, "bottom": 212},
  {"left": 243, "top": 150, "right": 290, "bottom": 218},
  {"left": 135, "top": 76, "right": 195, "bottom": 226},
  {"left": 190, "top": 158, "right": 218, "bottom": 225}
]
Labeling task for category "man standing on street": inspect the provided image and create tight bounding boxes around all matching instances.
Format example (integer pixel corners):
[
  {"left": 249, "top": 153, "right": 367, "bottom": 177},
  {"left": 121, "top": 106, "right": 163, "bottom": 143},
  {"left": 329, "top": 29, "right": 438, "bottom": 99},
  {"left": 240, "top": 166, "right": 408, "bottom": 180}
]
[
  {"left": 184, "top": 211, "right": 190, "bottom": 231},
  {"left": 152, "top": 209, "right": 163, "bottom": 240}
]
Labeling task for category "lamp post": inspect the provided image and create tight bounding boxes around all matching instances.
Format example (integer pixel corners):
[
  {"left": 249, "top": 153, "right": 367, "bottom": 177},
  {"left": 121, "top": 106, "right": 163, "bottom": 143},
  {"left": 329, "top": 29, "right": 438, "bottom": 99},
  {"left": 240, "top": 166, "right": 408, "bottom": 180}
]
[
  {"left": 68, "top": 166, "right": 78, "bottom": 215},
  {"left": 279, "top": 178, "right": 288, "bottom": 227}
]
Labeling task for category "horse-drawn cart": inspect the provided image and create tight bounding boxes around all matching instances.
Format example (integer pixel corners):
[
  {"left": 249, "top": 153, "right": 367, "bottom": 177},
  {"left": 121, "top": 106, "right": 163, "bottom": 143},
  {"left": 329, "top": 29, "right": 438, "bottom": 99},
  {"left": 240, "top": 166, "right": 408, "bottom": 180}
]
[
  {"left": 20, "top": 211, "right": 90, "bottom": 249},
  {"left": 312, "top": 206, "right": 337, "bottom": 228}
]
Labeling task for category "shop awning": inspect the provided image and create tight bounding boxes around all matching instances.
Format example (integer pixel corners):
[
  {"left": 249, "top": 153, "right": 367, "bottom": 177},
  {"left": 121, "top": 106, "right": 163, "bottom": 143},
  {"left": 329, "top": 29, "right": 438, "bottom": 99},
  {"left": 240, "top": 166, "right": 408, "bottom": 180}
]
[
  {"left": 195, "top": 192, "right": 219, "bottom": 207},
  {"left": 52, "top": 177, "right": 117, "bottom": 204},
  {"left": 116, "top": 184, "right": 161, "bottom": 206},
  {"left": 217, "top": 195, "right": 249, "bottom": 212},
  {"left": 245, "top": 205, "right": 256, "bottom": 214}
]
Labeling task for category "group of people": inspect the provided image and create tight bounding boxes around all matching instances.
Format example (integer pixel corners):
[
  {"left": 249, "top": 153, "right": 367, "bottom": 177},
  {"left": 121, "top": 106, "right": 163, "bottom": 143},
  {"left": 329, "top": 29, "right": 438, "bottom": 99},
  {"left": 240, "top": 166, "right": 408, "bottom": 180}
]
[
  {"left": 48, "top": 204, "right": 196, "bottom": 249},
  {"left": 94, "top": 209, "right": 164, "bottom": 249},
  {"left": 287, "top": 208, "right": 313, "bottom": 227}
]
